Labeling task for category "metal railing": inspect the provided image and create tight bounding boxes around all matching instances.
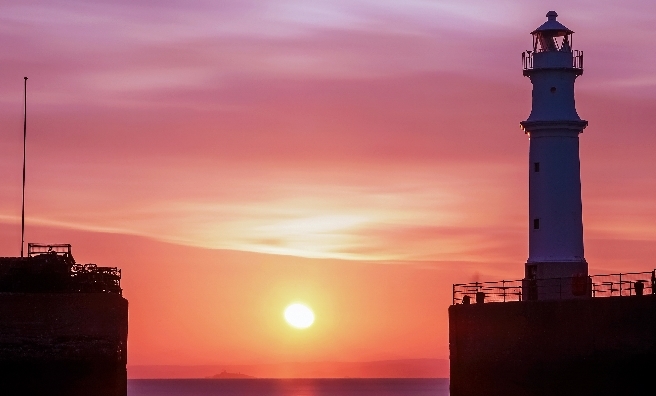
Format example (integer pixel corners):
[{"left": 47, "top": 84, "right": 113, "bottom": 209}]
[
  {"left": 521, "top": 50, "right": 583, "bottom": 71},
  {"left": 453, "top": 270, "right": 656, "bottom": 305},
  {"left": 28, "top": 243, "right": 72, "bottom": 257},
  {"left": 522, "top": 51, "right": 533, "bottom": 70},
  {"left": 591, "top": 271, "right": 654, "bottom": 297},
  {"left": 573, "top": 50, "right": 583, "bottom": 70},
  {"left": 453, "top": 279, "right": 522, "bottom": 305}
]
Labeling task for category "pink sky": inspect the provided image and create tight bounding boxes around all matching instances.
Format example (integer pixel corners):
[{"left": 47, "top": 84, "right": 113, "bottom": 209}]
[{"left": 1, "top": 0, "right": 656, "bottom": 373}]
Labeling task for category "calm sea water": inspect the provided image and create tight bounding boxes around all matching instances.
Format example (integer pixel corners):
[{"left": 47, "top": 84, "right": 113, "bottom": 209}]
[{"left": 128, "top": 378, "right": 449, "bottom": 396}]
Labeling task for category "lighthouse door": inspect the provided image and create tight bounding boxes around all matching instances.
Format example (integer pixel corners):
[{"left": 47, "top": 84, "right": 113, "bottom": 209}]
[{"left": 525, "top": 265, "right": 538, "bottom": 301}]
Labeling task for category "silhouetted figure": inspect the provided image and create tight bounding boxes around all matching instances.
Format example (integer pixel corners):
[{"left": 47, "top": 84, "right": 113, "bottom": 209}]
[
  {"left": 462, "top": 295, "right": 471, "bottom": 305},
  {"left": 634, "top": 280, "right": 644, "bottom": 296}
]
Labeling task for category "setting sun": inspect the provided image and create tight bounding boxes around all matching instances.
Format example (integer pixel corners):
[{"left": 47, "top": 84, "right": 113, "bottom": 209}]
[{"left": 284, "top": 303, "right": 315, "bottom": 329}]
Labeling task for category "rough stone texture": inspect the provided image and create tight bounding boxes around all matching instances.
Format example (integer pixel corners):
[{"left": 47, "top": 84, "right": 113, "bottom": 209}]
[
  {"left": 449, "top": 295, "right": 656, "bottom": 396},
  {"left": 0, "top": 293, "right": 128, "bottom": 396}
]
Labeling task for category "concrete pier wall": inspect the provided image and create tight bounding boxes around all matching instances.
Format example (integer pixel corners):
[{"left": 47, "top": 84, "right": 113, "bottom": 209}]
[
  {"left": 0, "top": 293, "right": 128, "bottom": 396},
  {"left": 449, "top": 295, "right": 656, "bottom": 396}
]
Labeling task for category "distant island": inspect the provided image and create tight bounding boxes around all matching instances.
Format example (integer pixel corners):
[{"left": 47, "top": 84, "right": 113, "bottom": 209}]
[{"left": 209, "top": 370, "right": 255, "bottom": 379}]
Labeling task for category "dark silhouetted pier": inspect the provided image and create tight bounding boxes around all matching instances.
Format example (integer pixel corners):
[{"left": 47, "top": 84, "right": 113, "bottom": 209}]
[
  {"left": 449, "top": 270, "right": 656, "bottom": 395},
  {"left": 0, "top": 244, "right": 128, "bottom": 396}
]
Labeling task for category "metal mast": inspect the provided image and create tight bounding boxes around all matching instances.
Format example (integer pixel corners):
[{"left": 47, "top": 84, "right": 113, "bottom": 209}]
[{"left": 21, "top": 77, "right": 27, "bottom": 257}]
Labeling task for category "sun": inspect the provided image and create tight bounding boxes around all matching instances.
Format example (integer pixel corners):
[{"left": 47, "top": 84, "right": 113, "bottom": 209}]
[{"left": 284, "top": 303, "right": 315, "bottom": 329}]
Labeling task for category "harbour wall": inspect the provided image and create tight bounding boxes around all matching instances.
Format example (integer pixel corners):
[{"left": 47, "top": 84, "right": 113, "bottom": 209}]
[
  {"left": 0, "top": 293, "right": 128, "bottom": 396},
  {"left": 449, "top": 295, "right": 656, "bottom": 396}
]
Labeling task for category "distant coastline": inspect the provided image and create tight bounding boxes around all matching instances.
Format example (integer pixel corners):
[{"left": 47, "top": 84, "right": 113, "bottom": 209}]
[
  {"left": 209, "top": 370, "right": 255, "bottom": 379},
  {"left": 129, "top": 358, "right": 449, "bottom": 379}
]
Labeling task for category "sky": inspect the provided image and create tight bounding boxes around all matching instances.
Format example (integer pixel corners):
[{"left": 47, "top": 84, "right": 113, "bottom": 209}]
[{"left": 1, "top": 0, "right": 656, "bottom": 376}]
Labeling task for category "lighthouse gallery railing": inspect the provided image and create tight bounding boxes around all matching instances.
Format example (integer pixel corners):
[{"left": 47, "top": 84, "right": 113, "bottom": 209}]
[
  {"left": 522, "top": 50, "right": 583, "bottom": 71},
  {"left": 452, "top": 270, "right": 655, "bottom": 305}
]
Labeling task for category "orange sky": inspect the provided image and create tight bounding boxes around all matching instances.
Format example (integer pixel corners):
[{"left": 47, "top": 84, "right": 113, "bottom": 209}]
[{"left": 1, "top": 0, "right": 656, "bottom": 374}]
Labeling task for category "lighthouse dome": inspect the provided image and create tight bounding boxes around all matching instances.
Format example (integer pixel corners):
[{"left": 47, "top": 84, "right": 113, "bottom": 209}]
[{"left": 531, "top": 11, "right": 573, "bottom": 36}]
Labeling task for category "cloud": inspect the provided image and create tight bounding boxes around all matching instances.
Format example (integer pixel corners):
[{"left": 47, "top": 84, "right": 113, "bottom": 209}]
[{"left": 1, "top": 0, "right": 656, "bottom": 266}]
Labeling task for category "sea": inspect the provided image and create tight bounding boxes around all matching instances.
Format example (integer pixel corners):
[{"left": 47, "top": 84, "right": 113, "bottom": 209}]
[{"left": 128, "top": 378, "right": 450, "bottom": 396}]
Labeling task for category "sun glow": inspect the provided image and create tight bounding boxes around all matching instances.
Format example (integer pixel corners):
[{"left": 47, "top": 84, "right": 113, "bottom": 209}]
[{"left": 284, "top": 303, "right": 315, "bottom": 329}]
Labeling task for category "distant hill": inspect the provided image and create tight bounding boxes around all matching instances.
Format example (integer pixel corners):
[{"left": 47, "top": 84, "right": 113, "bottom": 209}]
[
  {"left": 209, "top": 370, "right": 255, "bottom": 379},
  {"left": 129, "top": 358, "right": 449, "bottom": 379}
]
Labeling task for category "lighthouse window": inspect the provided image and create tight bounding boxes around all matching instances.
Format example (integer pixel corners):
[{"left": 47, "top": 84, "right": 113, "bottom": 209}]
[
  {"left": 534, "top": 162, "right": 540, "bottom": 172},
  {"left": 533, "top": 219, "right": 540, "bottom": 230}
]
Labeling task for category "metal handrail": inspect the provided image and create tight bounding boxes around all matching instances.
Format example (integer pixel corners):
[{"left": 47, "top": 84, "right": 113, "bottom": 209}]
[
  {"left": 522, "top": 50, "right": 583, "bottom": 71},
  {"left": 453, "top": 270, "right": 656, "bottom": 305},
  {"left": 573, "top": 50, "right": 583, "bottom": 69},
  {"left": 27, "top": 243, "right": 72, "bottom": 257},
  {"left": 522, "top": 51, "right": 533, "bottom": 70}
]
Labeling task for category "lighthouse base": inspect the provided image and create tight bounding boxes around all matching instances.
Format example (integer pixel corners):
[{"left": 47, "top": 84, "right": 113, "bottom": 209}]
[
  {"left": 448, "top": 295, "right": 656, "bottom": 396},
  {"left": 524, "top": 260, "right": 589, "bottom": 300}
]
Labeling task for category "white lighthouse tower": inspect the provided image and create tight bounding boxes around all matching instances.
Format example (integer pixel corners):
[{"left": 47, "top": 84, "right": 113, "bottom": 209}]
[{"left": 521, "top": 11, "right": 588, "bottom": 300}]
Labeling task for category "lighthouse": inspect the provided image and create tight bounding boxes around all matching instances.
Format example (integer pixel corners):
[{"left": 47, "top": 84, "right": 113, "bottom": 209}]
[
  {"left": 449, "top": 12, "right": 656, "bottom": 396},
  {"left": 521, "top": 11, "right": 588, "bottom": 299}
]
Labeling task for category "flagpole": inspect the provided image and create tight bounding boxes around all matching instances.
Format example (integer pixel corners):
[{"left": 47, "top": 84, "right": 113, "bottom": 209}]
[{"left": 21, "top": 77, "right": 27, "bottom": 257}]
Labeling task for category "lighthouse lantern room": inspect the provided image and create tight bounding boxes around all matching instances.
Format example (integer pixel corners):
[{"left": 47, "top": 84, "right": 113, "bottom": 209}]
[{"left": 520, "top": 11, "right": 588, "bottom": 300}]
